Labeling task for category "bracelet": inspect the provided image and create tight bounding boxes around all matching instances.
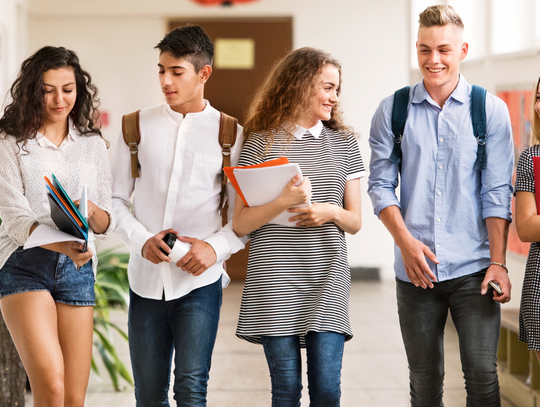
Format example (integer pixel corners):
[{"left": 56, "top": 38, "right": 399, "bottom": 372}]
[{"left": 490, "top": 261, "right": 508, "bottom": 272}]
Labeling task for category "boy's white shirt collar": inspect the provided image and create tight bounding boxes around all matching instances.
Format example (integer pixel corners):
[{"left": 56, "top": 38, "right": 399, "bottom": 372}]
[{"left": 293, "top": 121, "right": 323, "bottom": 140}]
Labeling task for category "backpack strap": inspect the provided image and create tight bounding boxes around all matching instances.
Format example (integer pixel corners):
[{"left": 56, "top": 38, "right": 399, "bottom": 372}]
[
  {"left": 390, "top": 86, "right": 411, "bottom": 166},
  {"left": 218, "top": 112, "right": 238, "bottom": 208},
  {"left": 471, "top": 85, "right": 487, "bottom": 170},
  {"left": 122, "top": 110, "right": 141, "bottom": 178}
]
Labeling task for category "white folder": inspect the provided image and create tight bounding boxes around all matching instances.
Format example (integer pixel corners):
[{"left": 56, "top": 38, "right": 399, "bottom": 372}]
[{"left": 233, "top": 163, "right": 310, "bottom": 226}]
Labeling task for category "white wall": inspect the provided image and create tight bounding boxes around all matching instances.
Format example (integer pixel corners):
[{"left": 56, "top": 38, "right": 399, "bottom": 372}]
[
  {"left": 25, "top": 0, "right": 409, "bottom": 279},
  {"left": 0, "top": 0, "right": 28, "bottom": 103}
]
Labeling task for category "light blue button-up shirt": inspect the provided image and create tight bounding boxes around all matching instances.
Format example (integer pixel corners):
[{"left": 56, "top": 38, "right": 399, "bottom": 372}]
[{"left": 368, "top": 76, "right": 514, "bottom": 282}]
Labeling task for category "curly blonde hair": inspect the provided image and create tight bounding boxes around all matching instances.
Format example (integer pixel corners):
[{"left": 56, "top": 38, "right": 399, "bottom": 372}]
[
  {"left": 243, "top": 47, "right": 352, "bottom": 149},
  {"left": 532, "top": 78, "right": 540, "bottom": 145}
]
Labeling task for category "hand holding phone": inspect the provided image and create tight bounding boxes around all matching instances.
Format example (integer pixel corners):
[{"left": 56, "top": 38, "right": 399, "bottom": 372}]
[
  {"left": 489, "top": 281, "right": 503, "bottom": 295},
  {"left": 160, "top": 232, "right": 191, "bottom": 263}
]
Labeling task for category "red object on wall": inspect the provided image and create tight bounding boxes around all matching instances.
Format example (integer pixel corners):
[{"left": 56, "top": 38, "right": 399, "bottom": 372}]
[
  {"left": 94, "top": 110, "right": 110, "bottom": 128},
  {"left": 498, "top": 89, "right": 533, "bottom": 257},
  {"left": 100, "top": 111, "right": 110, "bottom": 127},
  {"left": 189, "top": 0, "right": 259, "bottom": 6}
]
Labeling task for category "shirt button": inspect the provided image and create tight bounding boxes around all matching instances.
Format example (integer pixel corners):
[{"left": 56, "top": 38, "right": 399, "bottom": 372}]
[
  {"left": 437, "top": 191, "right": 442, "bottom": 196},
  {"left": 436, "top": 244, "right": 440, "bottom": 248},
  {"left": 439, "top": 138, "right": 444, "bottom": 142},
  {"left": 439, "top": 165, "right": 443, "bottom": 170},
  {"left": 437, "top": 218, "right": 441, "bottom": 223}
]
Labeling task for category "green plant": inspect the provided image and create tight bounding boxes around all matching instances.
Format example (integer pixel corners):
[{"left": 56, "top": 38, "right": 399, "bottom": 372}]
[{"left": 92, "top": 246, "right": 134, "bottom": 391}]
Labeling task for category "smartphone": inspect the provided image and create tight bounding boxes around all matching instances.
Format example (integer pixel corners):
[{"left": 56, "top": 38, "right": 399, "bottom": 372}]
[
  {"left": 160, "top": 232, "right": 177, "bottom": 256},
  {"left": 489, "top": 281, "right": 503, "bottom": 295}
]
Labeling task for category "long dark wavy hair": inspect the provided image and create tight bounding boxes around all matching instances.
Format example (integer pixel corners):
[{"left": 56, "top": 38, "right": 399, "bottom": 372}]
[
  {"left": 243, "top": 47, "right": 353, "bottom": 150},
  {"left": 0, "top": 46, "right": 103, "bottom": 148}
]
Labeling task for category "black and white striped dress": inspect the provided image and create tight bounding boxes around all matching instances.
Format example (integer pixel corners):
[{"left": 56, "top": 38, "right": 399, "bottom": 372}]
[
  {"left": 235, "top": 125, "right": 365, "bottom": 346},
  {"left": 516, "top": 144, "right": 540, "bottom": 350}
]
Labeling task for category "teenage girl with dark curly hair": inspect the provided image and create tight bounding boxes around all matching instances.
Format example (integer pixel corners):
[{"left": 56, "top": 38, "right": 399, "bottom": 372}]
[
  {"left": 0, "top": 46, "right": 116, "bottom": 407},
  {"left": 233, "top": 47, "right": 365, "bottom": 407}
]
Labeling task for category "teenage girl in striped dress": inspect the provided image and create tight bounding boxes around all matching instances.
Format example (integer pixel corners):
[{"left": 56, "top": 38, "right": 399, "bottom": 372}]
[{"left": 233, "top": 47, "right": 365, "bottom": 407}]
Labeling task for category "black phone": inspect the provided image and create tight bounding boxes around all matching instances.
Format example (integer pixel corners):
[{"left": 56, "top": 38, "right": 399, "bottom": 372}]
[
  {"left": 489, "top": 281, "right": 503, "bottom": 295},
  {"left": 160, "top": 232, "right": 177, "bottom": 255}
]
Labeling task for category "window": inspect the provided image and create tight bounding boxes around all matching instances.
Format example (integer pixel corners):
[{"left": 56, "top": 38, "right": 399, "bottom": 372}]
[
  {"left": 537, "top": 0, "right": 540, "bottom": 47},
  {"left": 448, "top": 0, "right": 486, "bottom": 60},
  {"left": 491, "top": 0, "right": 535, "bottom": 54}
]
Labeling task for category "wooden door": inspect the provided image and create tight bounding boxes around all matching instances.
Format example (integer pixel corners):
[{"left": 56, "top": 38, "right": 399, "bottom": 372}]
[{"left": 168, "top": 18, "right": 293, "bottom": 279}]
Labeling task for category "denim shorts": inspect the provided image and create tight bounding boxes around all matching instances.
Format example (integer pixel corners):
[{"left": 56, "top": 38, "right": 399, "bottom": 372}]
[{"left": 0, "top": 246, "right": 95, "bottom": 306}]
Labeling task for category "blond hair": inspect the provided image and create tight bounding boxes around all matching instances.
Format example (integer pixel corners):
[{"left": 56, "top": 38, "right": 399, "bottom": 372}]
[
  {"left": 532, "top": 78, "right": 540, "bottom": 145},
  {"left": 243, "top": 47, "right": 351, "bottom": 150},
  {"left": 419, "top": 5, "right": 464, "bottom": 29}
]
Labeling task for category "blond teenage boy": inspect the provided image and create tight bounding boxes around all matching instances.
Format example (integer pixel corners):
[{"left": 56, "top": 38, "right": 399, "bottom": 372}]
[{"left": 368, "top": 5, "right": 513, "bottom": 406}]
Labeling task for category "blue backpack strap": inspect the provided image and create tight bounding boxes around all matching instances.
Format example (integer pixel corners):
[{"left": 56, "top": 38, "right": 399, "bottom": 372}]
[
  {"left": 390, "top": 86, "right": 410, "bottom": 165},
  {"left": 471, "top": 85, "right": 487, "bottom": 170}
]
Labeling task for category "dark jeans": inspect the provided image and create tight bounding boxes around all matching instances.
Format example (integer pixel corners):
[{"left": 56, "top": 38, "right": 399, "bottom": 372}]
[
  {"left": 128, "top": 277, "right": 222, "bottom": 407},
  {"left": 261, "top": 331, "right": 345, "bottom": 407},
  {"left": 396, "top": 271, "right": 501, "bottom": 407}
]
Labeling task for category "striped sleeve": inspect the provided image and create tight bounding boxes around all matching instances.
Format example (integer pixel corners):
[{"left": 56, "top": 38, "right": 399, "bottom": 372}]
[
  {"left": 238, "top": 134, "right": 268, "bottom": 167},
  {"left": 346, "top": 134, "right": 366, "bottom": 180}
]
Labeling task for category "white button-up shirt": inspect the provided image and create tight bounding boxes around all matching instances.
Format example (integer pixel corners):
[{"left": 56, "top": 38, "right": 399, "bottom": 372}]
[
  {"left": 111, "top": 101, "right": 247, "bottom": 300},
  {"left": 0, "top": 123, "right": 116, "bottom": 273}
]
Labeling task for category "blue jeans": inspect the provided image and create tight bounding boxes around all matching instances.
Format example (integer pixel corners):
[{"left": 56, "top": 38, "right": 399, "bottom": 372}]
[
  {"left": 261, "top": 331, "right": 345, "bottom": 407},
  {"left": 128, "top": 277, "right": 222, "bottom": 407},
  {"left": 396, "top": 270, "right": 501, "bottom": 407}
]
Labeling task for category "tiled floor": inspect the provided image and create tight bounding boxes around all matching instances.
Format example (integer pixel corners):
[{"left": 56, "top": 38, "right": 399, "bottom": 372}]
[{"left": 25, "top": 280, "right": 517, "bottom": 406}]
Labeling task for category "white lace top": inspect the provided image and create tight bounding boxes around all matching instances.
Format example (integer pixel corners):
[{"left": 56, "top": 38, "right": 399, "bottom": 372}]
[{"left": 0, "top": 121, "right": 116, "bottom": 273}]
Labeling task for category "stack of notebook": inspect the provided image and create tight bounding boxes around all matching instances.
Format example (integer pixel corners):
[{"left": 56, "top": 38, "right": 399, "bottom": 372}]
[
  {"left": 223, "top": 157, "right": 310, "bottom": 227},
  {"left": 21, "top": 175, "right": 90, "bottom": 251},
  {"left": 44, "top": 174, "right": 88, "bottom": 245}
]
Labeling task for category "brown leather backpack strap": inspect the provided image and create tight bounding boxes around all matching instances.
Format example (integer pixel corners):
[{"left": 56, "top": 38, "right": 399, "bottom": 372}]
[
  {"left": 122, "top": 110, "right": 141, "bottom": 178},
  {"left": 218, "top": 112, "right": 238, "bottom": 208}
]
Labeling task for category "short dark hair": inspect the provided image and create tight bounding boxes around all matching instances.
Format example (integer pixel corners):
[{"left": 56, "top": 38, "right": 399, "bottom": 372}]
[{"left": 155, "top": 25, "right": 214, "bottom": 72}]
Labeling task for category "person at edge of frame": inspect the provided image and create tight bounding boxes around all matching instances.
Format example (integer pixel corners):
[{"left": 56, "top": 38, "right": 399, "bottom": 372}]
[{"left": 515, "top": 78, "right": 540, "bottom": 366}]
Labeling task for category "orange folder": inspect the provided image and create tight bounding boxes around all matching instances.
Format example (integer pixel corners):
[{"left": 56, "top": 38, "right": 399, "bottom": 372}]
[{"left": 224, "top": 157, "right": 289, "bottom": 206}]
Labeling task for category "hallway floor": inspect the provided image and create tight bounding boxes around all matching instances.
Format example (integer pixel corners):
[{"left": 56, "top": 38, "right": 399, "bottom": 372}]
[{"left": 26, "top": 280, "right": 517, "bottom": 406}]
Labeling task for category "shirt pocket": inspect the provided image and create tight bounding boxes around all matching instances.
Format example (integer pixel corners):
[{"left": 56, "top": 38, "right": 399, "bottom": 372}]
[
  {"left": 188, "top": 152, "right": 223, "bottom": 190},
  {"left": 456, "top": 133, "right": 479, "bottom": 170}
]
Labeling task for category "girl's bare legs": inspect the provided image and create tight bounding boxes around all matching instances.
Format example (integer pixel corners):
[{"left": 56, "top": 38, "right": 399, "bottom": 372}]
[{"left": 1, "top": 291, "right": 93, "bottom": 407}]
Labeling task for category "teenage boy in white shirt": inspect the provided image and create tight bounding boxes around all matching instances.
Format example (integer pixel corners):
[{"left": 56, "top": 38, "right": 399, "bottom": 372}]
[{"left": 111, "top": 25, "right": 246, "bottom": 407}]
